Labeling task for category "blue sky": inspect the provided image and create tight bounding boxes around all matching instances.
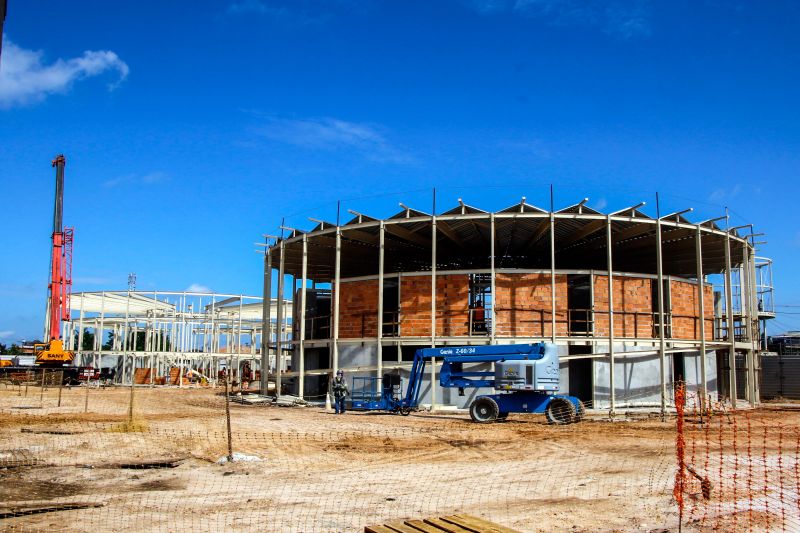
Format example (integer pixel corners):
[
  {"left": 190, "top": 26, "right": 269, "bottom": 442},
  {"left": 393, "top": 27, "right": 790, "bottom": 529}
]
[{"left": 1, "top": 0, "right": 799, "bottom": 342}]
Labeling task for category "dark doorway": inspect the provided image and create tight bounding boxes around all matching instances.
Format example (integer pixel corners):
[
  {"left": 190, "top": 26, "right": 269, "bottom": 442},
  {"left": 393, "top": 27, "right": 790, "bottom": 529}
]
[
  {"left": 382, "top": 279, "right": 399, "bottom": 336},
  {"left": 568, "top": 344, "right": 593, "bottom": 402},
  {"left": 672, "top": 352, "right": 685, "bottom": 384},
  {"left": 567, "top": 275, "right": 592, "bottom": 336}
]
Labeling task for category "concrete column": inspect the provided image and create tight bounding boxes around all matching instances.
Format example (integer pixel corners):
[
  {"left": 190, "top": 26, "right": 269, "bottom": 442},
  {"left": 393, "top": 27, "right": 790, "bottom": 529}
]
[
  {"left": 299, "top": 234, "right": 308, "bottom": 398},
  {"left": 77, "top": 297, "right": 85, "bottom": 353},
  {"left": 550, "top": 211, "right": 556, "bottom": 343},
  {"left": 377, "top": 223, "right": 385, "bottom": 386},
  {"left": 606, "top": 215, "right": 615, "bottom": 416},
  {"left": 123, "top": 291, "right": 131, "bottom": 385},
  {"left": 724, "top": 220, "right": 737, "bottom": 408},
  {"left": 276, "top": 240, "right": 286, "bottom": 394},
  {"left": 490, "top": 213, "right": 496, "bottom": 345},
  {"left": 695, "top": 225, "right": 708, "bottom": 410},
  {"left": 431, "top": 215, "right": 437, "bottom": 409},
  {"left": 743, "top": 246, "right": 757, "bottom": 406},
  {"left": 655, "top": 215, "right": 667, "bottom": 418},
  {"left": 333, "top": 228, "right": 341, "bottom": 373},
  {"left": 261, "top": 248, "right": 273, "bottom": 394}
]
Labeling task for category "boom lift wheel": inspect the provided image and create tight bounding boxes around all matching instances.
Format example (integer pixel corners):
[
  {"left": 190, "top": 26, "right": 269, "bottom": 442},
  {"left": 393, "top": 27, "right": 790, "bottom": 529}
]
[
  {"left": 400, "top": 407, "right": 412, "bottom": 416},
  {"left": 545, "top": 397, "right": 576, "bottom": 425},
  {"left": 470, "top": 397, "right": 499, "bottom": 423}
]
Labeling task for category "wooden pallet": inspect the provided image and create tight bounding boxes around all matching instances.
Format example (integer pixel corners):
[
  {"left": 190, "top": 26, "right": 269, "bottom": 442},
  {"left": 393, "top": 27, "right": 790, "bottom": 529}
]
[{"left": 365, "top": 514, "right": 521, "bottom": 533}]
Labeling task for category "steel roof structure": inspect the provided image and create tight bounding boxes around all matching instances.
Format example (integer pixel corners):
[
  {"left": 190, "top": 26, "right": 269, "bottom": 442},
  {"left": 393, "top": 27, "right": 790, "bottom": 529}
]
[{"left": 266, "top": 199, "right": 755, "bottom": 281}]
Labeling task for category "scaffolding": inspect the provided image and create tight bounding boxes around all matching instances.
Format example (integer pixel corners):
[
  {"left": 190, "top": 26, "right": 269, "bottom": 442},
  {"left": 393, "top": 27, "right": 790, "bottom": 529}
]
[{"left": 66, "top": 291, "right": 291, "bottom": 386}]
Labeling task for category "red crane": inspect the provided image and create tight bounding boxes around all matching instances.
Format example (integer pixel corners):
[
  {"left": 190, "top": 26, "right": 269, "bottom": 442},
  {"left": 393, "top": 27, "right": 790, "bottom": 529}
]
[{"left": 35, "top": 155, "right": 75, "bottom": 366}]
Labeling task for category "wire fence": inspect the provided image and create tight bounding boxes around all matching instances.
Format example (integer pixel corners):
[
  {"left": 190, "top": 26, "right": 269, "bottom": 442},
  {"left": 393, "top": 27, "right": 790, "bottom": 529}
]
[
  {"left": 0, "top": 371, "right": 797, "bottom": 531},
  {"left": 674, "top": 383, "right": 800, "bottom": 532}
]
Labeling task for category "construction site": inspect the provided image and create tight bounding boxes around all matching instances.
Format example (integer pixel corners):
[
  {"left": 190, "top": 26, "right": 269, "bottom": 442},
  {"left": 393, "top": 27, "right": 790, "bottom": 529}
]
[{"left": 1, "top": 154, "right": 798, "bottom": 532}]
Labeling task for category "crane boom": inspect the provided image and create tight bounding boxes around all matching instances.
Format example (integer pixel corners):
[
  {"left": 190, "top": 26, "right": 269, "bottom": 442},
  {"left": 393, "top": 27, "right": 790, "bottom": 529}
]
[{"left": 35, "top": 155, "right": 75, "bottom": 366}]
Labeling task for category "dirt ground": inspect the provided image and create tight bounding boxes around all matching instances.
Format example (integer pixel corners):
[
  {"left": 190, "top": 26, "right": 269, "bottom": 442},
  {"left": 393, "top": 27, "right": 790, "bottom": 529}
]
[{"left": 0, "top": 384, "right": 796, "bottom": 532}]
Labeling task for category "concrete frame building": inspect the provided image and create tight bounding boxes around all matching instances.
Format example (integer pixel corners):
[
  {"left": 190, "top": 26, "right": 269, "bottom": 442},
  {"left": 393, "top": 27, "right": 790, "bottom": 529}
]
[{"left": 262, "top": 197, "right": 774, "bottom": 414}]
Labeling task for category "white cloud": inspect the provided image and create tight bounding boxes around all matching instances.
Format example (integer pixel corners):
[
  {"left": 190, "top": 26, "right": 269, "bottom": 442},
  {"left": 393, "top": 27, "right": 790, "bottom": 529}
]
[
  {"left": 467, "top": 0, "right": 651, "bottom": 39},
  {"left": 0, "top": 38, "right": 129, "bottom": 108},
  {"left": 593, "top": 198, "right": 608, "bottom": 211},
  {"left": 0, "top": 330, "right": 15, "bottom": 340},
  {"left": 103, "top": 171, "right": 167, "bottom": 188},
  {"left": 255, "top": 115, "right": 411, "bottom": 163},
  {"left": 185, "top": 284, "right": 212, "bottom": 294},
  {"left": 709, "top": 184, "right": 742, "bottom": 203}
]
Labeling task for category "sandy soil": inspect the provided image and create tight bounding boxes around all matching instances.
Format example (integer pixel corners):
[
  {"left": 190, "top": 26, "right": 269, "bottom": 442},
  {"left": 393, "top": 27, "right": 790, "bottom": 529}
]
[{"left": 0, "top": 385, "right": 796, "bottom": 532}]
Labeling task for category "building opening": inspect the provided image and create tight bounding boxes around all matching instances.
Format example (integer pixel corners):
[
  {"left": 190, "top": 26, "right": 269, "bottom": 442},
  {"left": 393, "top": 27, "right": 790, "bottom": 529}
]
[
  {"left": 567, "top": 274, "right": 592, "bottom": 336},
  {"left": 469, "top": 274, "right": 491, "bottom": 335}
]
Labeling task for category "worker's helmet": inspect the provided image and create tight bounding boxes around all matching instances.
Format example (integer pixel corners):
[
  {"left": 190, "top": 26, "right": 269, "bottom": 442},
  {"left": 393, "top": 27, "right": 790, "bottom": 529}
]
[{"left": 336, "top": 370, "right": 344, "bottom": 377}]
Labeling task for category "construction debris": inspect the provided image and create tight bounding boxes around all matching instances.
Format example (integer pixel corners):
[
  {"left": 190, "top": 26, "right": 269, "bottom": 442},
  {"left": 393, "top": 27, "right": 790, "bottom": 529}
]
[{"left": 230, "top": 393, "right": 311, "bottom": 407}]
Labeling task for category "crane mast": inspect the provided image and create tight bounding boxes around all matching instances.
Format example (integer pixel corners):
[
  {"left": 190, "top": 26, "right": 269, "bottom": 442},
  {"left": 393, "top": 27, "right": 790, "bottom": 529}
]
[
  {"left": 36, "top": 155, "right": 75, "bottom": 366},
  {"left": 46, "top": 154, "right": 73, "bottom": 341}
]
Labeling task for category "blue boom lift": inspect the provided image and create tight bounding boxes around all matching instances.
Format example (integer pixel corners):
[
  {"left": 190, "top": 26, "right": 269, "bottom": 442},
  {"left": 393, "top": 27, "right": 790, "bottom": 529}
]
[{"left": 350, "top": 343, "right": 585, "bottom": 424}]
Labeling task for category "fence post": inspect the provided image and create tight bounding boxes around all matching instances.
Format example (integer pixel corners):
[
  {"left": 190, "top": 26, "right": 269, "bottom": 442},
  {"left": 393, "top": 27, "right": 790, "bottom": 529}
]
[
  {"left": 40, "top": 369, "right": 46, "bottom": 404},
  {"left": 224, "top": 371, "right": 233, "bottom": 462},
  {"left": 127, "top": 378, "right": 135, "bottom": 427},
  {"left": 57, "top": 371, "right": 63, "bottom": 407}
]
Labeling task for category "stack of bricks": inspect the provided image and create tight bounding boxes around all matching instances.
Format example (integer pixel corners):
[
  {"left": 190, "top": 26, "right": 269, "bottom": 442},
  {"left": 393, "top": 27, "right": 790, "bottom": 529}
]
[
  {"left": 493, "top": 273, "right": 568, "bottom": 337},
  {"left": 670, "top": 280, "right": 714, "bottom": 340},
  {"left": 336, "top": 280, "right": 379, "bottom": 338},
  {"left": 593, "top": 275, "right": 654, "bottom": 338}
]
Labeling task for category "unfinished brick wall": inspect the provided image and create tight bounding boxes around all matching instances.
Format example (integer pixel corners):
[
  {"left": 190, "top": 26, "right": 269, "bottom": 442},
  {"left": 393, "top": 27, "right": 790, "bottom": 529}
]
[
  {"left": 399, "top": 275, "right": 470, "bottom": 337},
  {"left": 493, "top": 273, "right": 568, "bottom": 337},
  {"left": 670, "top": 280, "right": 715, "bottom": 340},
  {"left": 337, "top": 279, "right": 378, "bottom": 339},
  {"left": 435, "top": 275, "right": 470, "bottom": 337},
  {"left": 593, "top": 276, "right": 653, "bottom": 338}
]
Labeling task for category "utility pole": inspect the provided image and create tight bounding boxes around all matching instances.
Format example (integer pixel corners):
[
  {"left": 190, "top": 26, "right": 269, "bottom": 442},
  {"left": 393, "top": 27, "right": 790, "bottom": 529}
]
[{"left": 0, "top": 0, "right": 7, "bottom": 66}]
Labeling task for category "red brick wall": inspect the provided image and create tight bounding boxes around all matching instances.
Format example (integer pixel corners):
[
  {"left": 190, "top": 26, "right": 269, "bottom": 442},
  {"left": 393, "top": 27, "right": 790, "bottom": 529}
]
[
  {"left": 399, "top": 276, "right": 432, "bottom": 337},
  {"left": 494, "top": 273, "right": 568, "bottom": 337},
  {"left": 435, "top": 275, "right": 470, "bottom": 337},
  {"left": 594, "top": 276, "right": 714, "bottom": 340},
  {"left": 336, "top": 273, "right": 714, "bottom": 341},
  {"left": 337, "top": 279, "right": 378, "bottom": 339},
  {"left": 594, "top": 276, "right": 653, "bottom": 338},
  {"left": 399, "top": 275, "right": 470, "bottom": 337},
  {"left": 670, "top": 280, "right": 715, "bottom": 340}
]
